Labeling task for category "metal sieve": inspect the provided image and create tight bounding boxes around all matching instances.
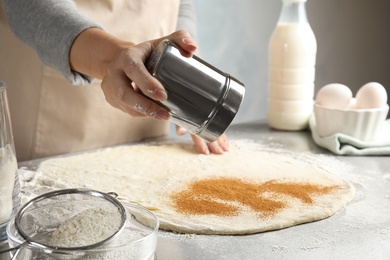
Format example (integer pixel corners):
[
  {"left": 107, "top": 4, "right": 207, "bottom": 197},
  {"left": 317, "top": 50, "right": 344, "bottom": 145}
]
[{"left": 0, "top": 188, "right": 126, "bottom": 259}]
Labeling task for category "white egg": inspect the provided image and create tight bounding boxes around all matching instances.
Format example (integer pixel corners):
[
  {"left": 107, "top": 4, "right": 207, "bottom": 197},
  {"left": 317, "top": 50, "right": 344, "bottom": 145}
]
[
  {"left": 315, "top": 83, "right": 352, "bottom": 109},
  {"left": 355, "top": 82, "right": 388, "bottom": 109}
]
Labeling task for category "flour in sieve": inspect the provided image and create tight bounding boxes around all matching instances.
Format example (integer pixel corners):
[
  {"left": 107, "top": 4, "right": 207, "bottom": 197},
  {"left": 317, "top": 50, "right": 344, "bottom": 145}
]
[{"left": 50, "top": 207, "right": 122, "bottom": 248}]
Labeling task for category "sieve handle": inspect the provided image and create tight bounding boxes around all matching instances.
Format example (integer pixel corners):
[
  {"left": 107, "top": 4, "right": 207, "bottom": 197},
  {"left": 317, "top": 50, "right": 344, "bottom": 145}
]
[{"left": 0, "top": 241, "right": 27, "bottom": 259}]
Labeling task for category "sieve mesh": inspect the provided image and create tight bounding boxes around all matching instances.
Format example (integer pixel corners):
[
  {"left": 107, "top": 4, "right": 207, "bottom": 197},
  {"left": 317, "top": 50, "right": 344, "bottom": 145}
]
[{"left": 15, "top": 189, "right": 126, "bottom": 251}]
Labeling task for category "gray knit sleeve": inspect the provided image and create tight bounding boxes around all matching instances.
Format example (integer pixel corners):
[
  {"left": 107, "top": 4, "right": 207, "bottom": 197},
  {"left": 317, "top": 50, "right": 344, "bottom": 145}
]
[
  {"left": 3, "top": 0, "right": 103, "bottom": 85},
  {"left": 177, "top": 0, "right": 198, "bottom": 43}
]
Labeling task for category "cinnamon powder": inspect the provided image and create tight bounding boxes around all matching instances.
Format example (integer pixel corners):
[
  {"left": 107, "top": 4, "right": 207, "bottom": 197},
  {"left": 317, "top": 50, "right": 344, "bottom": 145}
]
[{"left": 171, "top": 177, "right": 337, "bottom": 218}]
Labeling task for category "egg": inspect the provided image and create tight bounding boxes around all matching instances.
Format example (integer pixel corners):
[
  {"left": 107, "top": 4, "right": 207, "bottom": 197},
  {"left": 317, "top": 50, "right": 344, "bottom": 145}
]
[
  {"left": 315, "top": 83, "right": 352, "bottom": 109},
  {"left": 355, "top": 82, "right": 388, "bottom": 109}
]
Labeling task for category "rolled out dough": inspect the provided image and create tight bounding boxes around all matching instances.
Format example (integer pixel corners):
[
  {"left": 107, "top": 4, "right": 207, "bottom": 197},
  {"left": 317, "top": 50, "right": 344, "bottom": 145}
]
[{"left": 35, "top": 140, "right": 355, "bottom": 235}]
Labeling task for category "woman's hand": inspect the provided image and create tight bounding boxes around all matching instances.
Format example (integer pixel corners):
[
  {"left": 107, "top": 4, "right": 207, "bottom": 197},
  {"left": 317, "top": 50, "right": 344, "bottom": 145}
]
[
  {"left": 71, "top": 29, "right": 197, "bottom": 119},
  {"left": 100, "top": 30, "right": 197, "bottom": 119},
  {"left": 70, "top": 28, "right": 228, "bottom": 154},
  {"left": 176, "top": 126, "right": 229, "bottom": 155}
]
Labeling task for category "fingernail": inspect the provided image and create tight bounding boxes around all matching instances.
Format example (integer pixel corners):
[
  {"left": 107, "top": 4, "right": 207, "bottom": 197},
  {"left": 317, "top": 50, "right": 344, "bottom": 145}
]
[
  {"left": 213, "top": 145, "right": 224, "bottom": 154},
  {"left": 183, "top": 37, "right": 194, "bottom": 45},
  {"left": 156, "top": 89, "right": 168, "bottom": 101},
  {"left": 148, "top": 88, "right": 167, "bottom": 101},
  {"left": 222, "top": 141, "right": 230, "bottom": 151},
  {"left": 156, "top": 110, "right": 170, "bottom": 120},
  {"left": 177, "top": 126, "right": 187, "bottom": 135}
]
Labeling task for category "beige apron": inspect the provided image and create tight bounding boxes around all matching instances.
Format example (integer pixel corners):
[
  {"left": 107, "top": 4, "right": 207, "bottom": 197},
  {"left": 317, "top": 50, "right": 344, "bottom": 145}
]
[{"left": 0, "top": 0, "right": 180, "bottom": 161}]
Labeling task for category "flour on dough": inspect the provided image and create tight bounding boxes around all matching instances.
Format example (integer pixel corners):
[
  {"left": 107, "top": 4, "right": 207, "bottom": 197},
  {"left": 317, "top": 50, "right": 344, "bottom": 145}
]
[{"left": 35, "top": 140, "right": 355, "bottom": 235}]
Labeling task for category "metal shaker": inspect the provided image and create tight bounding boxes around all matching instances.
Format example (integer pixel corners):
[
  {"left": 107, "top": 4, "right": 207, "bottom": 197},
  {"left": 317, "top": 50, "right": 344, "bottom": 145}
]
[{"left": 146, "top": 40, "right": 245, "bottom": 142}]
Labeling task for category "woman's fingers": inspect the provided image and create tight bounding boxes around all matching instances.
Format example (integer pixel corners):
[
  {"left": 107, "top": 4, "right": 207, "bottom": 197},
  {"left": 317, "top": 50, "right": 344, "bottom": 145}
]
[
  {"left": 128, "top": 30, "right": 197, "bottom": 101},
  {"left": 101, "top": 64, "right": 169, "bottom": 119},
  {"left": 176, "top": 125, "right": 187, "bottom": 135},
  {"left": 101, "top": 30, "right": 197, "bottom": 120},
  {"left": 190, "top": 133, "right": 229, "bottom": 155},
  {"left": 167, "top": 30, "right": 197, "bottom": 57},
  {"left": 120, "top": 47, "right": 168, "bottom": 102}
]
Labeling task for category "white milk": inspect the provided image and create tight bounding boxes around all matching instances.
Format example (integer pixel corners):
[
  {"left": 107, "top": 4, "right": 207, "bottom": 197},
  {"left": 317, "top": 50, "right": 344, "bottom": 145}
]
[
  {"left": 0, "top": 145, "right": 17, "bottom": 225},
  {"left": 267, "top": 1, "right": 317, "bottom": 131}
]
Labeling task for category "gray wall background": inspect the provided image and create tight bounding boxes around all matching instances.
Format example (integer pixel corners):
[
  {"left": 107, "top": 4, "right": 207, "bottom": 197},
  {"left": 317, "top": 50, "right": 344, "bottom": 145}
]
[{"left": 193, "top": 0, "right": 390, "bottom": 124}]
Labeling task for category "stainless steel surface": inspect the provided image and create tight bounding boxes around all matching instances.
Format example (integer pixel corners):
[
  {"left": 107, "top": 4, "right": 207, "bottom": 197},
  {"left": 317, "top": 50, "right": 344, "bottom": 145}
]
[
  {"left": 10, "top": 121, "right": 390, "bottom": 260},
  {"left": 147, "top": 40, "right": 245, "bottom": 142}
]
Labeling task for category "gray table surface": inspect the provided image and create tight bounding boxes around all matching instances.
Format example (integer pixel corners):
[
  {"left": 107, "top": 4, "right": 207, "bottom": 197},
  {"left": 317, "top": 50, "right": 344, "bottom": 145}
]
[{"left": 3, "top": 121, "right": 390, "bottom": 260}]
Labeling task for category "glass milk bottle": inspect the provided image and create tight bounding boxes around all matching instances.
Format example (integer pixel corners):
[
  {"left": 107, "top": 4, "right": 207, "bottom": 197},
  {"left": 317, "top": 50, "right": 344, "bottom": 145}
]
[
  {"left": 267, "top": 0, "right": 317, "bottom": 130},
  {"left": 0, "top": 81, "right": 20, "bottom": 242}
]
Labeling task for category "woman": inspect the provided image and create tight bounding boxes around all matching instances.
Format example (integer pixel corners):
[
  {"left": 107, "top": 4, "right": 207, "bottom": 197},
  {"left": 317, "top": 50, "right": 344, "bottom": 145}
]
[{"left": 0, "top": 0, "right": 229, "bottom": 161}]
